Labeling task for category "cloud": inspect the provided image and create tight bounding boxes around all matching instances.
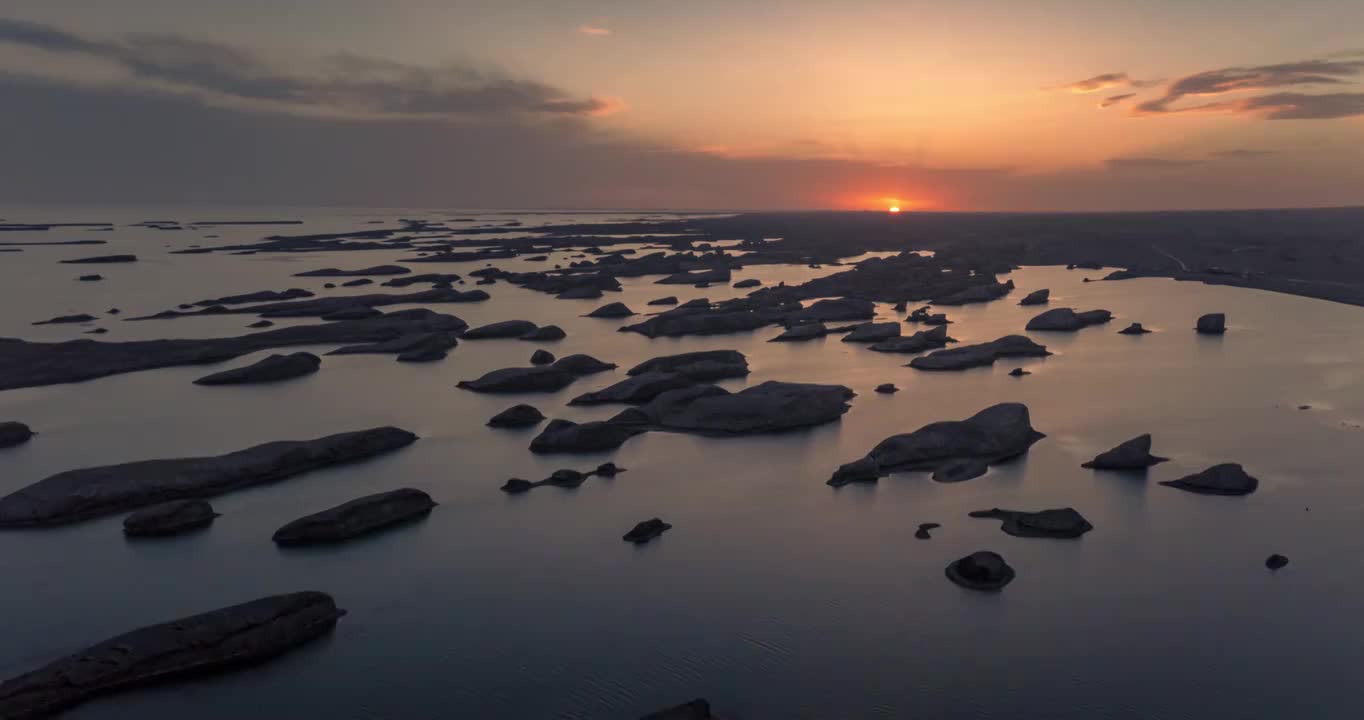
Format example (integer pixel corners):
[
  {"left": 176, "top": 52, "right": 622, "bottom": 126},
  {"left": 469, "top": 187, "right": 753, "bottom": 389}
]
[
  {"left": 0, "top": 17, "right": 620, "bottom": 119},
  {"left": 1056, "top": 72, "right": 1153, "bottom": 93},
  {"left": 1098, "top": 93, "right": 1136, "bottom": 109},
  {"left": 578, "top": 25, "right": 612, "bottom": 36},
  {"left": 1134, "top": 57, "right": 1364, "bottom": 116},
  {"left": 1211, "top": 149, "right": 1275, "bottom": 158},
  {"left": 1105, "top": 156, "right": 1203, "bottom": 170}
]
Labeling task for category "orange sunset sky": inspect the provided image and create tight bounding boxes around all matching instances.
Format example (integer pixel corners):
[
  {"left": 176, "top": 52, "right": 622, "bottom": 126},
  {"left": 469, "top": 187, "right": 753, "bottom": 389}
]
[{"left": 2, "top": 0, "right": 1363, "bottom": 210}]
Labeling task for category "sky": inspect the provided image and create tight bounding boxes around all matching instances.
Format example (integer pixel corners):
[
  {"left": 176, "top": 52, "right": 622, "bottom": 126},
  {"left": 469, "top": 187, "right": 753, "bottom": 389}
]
[{"left": 2, "top": 0, "right": 1363, "bottom": 211}]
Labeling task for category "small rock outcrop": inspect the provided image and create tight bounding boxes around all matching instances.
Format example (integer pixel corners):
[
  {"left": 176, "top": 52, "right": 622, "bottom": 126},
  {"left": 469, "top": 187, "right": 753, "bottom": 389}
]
[
  {"left": 500, "top": 467, "right": 609, "bottom": 493},
  {"left": 1082, "top": 434, "right": 1168, "bottom": 469},
  {"left": 488, "top": 404, "right": 546, "bottom": 428},
  {"left": 1018, "top": 289, "right": 1050, "bottom": 306},
  {"left": 909, "top": 335, "right": 1050, "bottom": 370},
  {"left": 968, "top": 507, "right": 1094, "bottom": 538},
  {"left": 1159, "top": 463, "right": 1258, "bottom": 495},
  {"left": 827, "top": 457, "right": 883, "bottom": 487},
  {"left": 632, "top": 381, "right": 854, "bottom": 435},
  {"left": 733, "top": 278, "right": 761, "bottom": 288},
  {"left": 640, "top": 698, "right": 718, "bottom": 719},
  {"left": 623, "top": 518, "right": 673, "bottom": 543},
  {"left": 530, "top": 349, "right": 556, "bottom": 365},
  {"left": 627, "top": 350, "right": 749, "bottom": 381},
  {"left": 587, "top": 302, "right": 635, "bottom": 318},
  {"left": 520, "top": 325, "right": 566, "bottom": 341},
  {"left": 0, "top": 421, "right": 34, "bottom": 449},
  {"left": 59, "top": 254, "right": 137, "bottom": 264},
  {"left": 529, "top": 419, "right": 644, "bottom": 454},
  {"left": 33, "top": 314, "right": 97, "bottom": 326},
  {"left": 272, "top": 488, "right": 436, "bottom": 545},
  {"left": 295, "top": 265, "right": 410, "bottom": 277},
  {"left": 1118, "top": 323, "right": 1151, "bottom": 335},
  {"left": 869, "top": 326, "right": 954, "bottom": 354},
  {"left": 123, "top": 500, "right": 219, "bottom": 537},
  {"left": 875, "top": 383, "right": 898, "bottom": 394},
  {"left": 1196, "top": 313, "right": 1227, "bottom": 335},
  {"left": 1266, "top": 554, "right": 1289, "bottom": 570},
  {"left": 457, "top": 355, "right": 615, "bottom": 394},
  {"left": 1025, "top": 307, "right": 1113, "bottom": 331},
  {"left": 838, "top": 403, "right": 1044, "bottom": 481},
  {"left": 1008, "top": 368, "right": 1030, "bottom": 377},
  {"left": 915, "top": 522, "right": 940, "bottom": 539},
  {"left": 463, "top": 320, "right": 539, "bottom": 339},
  {"left": 842, "top": 322, "right": 901, "bottom": 343},
  {"left": 648, "top": 296, "right": 679, "bottom": 306},
  {"left": 0, "top": 427, "right": 418, "bottom": 527},
  {"left": 193, "top": 352, "right": 321, "bottom": 385},
  {"left": 570, "top": 372, "right": 698, "bottom": 406},
  {"left": 945, "top": 551, "right": 1015, "bottom": 591},
  {"left": 769, "top": 323, "right": 829, "bottom": 342},
  {"left": 0, "top": 592, "right": 345, "bottom": 719}
]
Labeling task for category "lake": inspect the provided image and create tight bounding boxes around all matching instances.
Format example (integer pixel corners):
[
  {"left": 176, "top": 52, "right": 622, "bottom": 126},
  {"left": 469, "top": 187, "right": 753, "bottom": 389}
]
[{"left": 2, "top": 206, "right": 1362, "bottom": 719}]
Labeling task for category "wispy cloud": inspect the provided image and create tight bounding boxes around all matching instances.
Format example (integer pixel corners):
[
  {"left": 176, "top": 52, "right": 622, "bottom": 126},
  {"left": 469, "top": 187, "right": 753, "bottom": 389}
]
[
  {"left": 1055, "top": 72, "right": 1154, "bottom": 94},
  {"left": 1211, "top": 149, "right": 1275, "bottom": 158},
  {"left": 1105, "top": 156, "right": 1202, "bottom": 170},
  {"left": 0, "top": 17, "right": 623, "bottom": 119},
  {"left": 1098, "top": 93, "right": 1136, "bottom": 109},
  {"left": 1132, "top": 56, "right": 1364, "bottom": 117},
  {"left": 578, "top": 25, "right": 612, "bottom": 37}
]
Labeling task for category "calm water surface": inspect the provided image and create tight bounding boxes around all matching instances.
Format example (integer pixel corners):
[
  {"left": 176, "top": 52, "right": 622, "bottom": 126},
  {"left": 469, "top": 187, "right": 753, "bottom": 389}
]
[{"left": 1, "top": 207, "right": 1362, "bottom": 719}]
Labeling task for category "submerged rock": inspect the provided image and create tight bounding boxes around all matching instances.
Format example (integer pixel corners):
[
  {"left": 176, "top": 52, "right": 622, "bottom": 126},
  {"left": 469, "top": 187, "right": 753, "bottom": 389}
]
[
  {"left": 0, "top": 421, "right": 34, "bottom": 449},
  {"left": 587, "top": 302, "right": 636, "bottom": 318},
  {"left": 1266, "top": 554, "right": 1289, "bottom": 570},
  {"left": 248, "top": 320, "right": 275, "bottom": 329},
  {"left": 463, "top": 320, "right": 539, "bottom": 339},
  {"left": 842, "top": 322, "right": 901, "bottom": 343},
  {"left": 945, "top": 551, "right": 1016, "bottom": 591},
  {"left": 1008, "top": 368, "right": 1030, "bottom": 377},
  {"left": 1160, "top": 463, "right": 1258, "bottom": 495},
  {"left": 909, "top": 335, "right": 1050, "bottom": 370},
  {"left": 520, "top": 325, "right": 566, "bottom": 341},
  {"left": 77, "top": 274, "right": 103, "bottom": 282},
  {"left": 488, "top": 404, "right": 546, "bottom": 428},
  {"left": 595, "top": 462, "right": 624, "bottom": 476},
  {"left": 530, "top": 349, "right": 556, "bottom": 365},
  {"left": 193, "top": 352, "right": 321, "bottom": 385},
  {"left": 627, "top": 350, "right": 749, "bottom": 380},
  {"left": 875, "top": 383, "right": 899, "bottom": 394},
  {"left": 1026, "top": 307, "right": 1113, "bottom": 331},
  {"left": 1196, "top": 313, "right": 1227, "bottom": 335},
  {"left": 1118, "top": 322, "right": 1151, "bottom": 335},
  {"left": 841, "top": 403, "right": 1044, "bottom": 480},
  {"left": 1082, "top": 434, "right": 1168, "bottom": 469},
  {"left": 0, "top": 592, "right": 345, "bottom": 720},
  {"left": 623, "top": 518, "right": 673, "bottom": 543},
  {"left": 1019, "top": 289, "right": 1050, "bottom": 306},
  {"left": 273, "top": 488, "right": 436, "bottom": 545},
  {"left": 123, "top": 500, "right": 219, "bottom": 537},
  {"left": 0, "top": 427, "right": 417, "bottom": 527},
  {"left": 968, "top": 507, "right": 1093, "bottom": 538}
]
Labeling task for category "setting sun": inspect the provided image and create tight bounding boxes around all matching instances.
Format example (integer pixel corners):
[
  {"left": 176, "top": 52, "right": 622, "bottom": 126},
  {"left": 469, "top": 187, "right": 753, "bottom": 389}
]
[{"left": 888, "top": 206, "right": 901, "bottom": 213}]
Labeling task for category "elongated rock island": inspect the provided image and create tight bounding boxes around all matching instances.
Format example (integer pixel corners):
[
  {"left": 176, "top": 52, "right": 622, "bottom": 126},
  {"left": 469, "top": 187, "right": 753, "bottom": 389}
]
[
  {"left": 0, "top": 427, "right": 417, "bottom": 527},
  {"left": 0, "top": 592, "right": 345, "bottom": 719}
]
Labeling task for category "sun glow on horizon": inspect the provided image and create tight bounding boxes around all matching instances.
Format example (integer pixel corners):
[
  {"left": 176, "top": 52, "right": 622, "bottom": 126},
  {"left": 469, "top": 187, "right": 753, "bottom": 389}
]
[{"left": 888, "top": 205, "right": 902, "bottom": 213}]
